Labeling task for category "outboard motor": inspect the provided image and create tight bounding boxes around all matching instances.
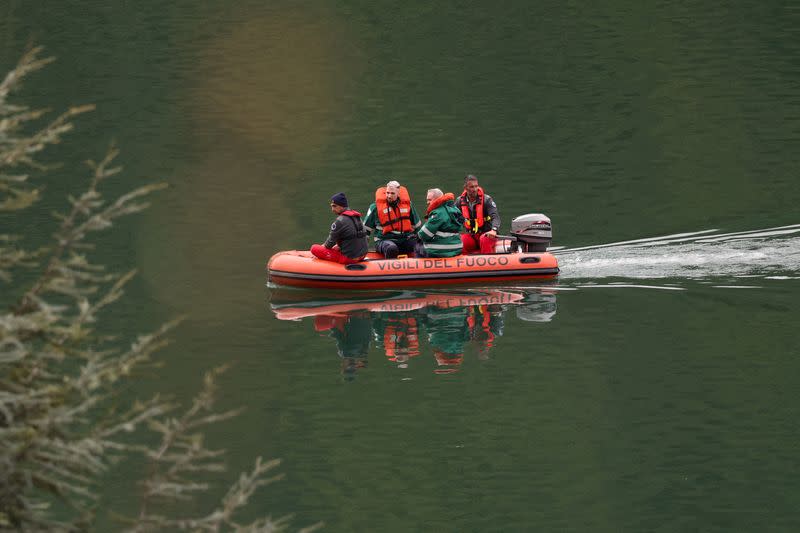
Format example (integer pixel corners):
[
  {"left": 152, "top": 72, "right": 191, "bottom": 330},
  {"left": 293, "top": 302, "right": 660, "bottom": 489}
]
[{"left": 509, "top": 213, "right": 552, "bottom": 252}]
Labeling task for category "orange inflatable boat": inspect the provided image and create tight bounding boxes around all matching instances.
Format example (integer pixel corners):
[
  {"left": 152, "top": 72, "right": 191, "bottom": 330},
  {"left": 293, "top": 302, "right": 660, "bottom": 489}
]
[{"left": 267, "top": 250, "right": 559, "bottom": 290}]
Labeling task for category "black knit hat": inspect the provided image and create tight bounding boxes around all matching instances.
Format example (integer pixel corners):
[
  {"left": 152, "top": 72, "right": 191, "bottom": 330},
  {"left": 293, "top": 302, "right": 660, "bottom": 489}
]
[{"left": 330, "top": 192, "right": 348, "bottom": 207}]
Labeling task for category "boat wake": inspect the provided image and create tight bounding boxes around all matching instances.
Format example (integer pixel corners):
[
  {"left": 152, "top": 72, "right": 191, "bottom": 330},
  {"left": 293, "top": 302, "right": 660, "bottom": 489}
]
[{"left": 554, "top": 223, "right": 800, "bottom": 280}]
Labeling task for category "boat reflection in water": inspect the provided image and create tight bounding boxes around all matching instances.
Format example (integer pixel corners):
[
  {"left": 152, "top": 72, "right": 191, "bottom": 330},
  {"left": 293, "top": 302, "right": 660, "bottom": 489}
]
[{"left": 270, "top": 287, "right": 558, "bottom": 379}]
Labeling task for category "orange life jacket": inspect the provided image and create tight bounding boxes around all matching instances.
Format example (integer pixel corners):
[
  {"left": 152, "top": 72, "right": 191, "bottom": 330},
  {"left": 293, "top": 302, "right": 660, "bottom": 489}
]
[
  {"left": 383, "top": 317, "right": 420, "bottom": 361},
  {"left": 375, "top": 186, "right": 413, "bottom": 233},
  {"left": 458, "top": 187, "right": 491, "bottom": 233}
]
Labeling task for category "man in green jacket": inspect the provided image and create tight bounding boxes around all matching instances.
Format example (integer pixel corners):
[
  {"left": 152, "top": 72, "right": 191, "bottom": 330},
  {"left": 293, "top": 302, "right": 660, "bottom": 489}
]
[{"left": 415, "top": 188, "right": 464, "bottom": 258}]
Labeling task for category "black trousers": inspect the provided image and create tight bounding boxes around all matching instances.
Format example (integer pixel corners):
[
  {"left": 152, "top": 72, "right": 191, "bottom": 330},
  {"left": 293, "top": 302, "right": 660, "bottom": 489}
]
[{"left": 376, "top": 238, "right": 417, "bottom": 258}]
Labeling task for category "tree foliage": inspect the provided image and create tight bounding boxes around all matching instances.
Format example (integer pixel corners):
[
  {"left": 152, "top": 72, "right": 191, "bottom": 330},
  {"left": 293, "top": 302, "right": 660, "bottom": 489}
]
[{"left": 0, "top": 47, "right": 315, "bottom": 532}]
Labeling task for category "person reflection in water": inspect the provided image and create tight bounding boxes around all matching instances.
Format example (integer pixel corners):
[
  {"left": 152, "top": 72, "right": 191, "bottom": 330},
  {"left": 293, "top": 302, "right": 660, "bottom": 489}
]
[
  {"left": 313, "top": 312, "right": 371, "bottom": 381},
  {"left": 278, "top": 289, "right": 558, "bottom": 378},
  {"left": 372, "top": 312, "right": 420, "bottom": 368},
  {"left": 423, "top": 304, "right": 470, "bottom": 374},
  {"left": 467, "top": 304, "right": 505, "bottom": 360}
]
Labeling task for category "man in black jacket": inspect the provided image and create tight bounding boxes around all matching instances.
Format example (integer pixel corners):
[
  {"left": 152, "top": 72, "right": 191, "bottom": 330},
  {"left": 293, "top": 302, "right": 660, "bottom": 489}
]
[{"left": 310, "top": 192, "right": 368, "bottom": 264}]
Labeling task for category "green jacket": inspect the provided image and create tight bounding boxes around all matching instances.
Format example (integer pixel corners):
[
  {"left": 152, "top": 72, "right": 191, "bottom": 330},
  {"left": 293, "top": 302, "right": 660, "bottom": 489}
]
[
  {"left": 417, "top": 193, "right": 464, "bottom": 257},
  {"left": 424, "top": 306, "right": 469, "bottom": 356},
  {"left": 363, "top": 202, "right": 422, "bottom": 244}
]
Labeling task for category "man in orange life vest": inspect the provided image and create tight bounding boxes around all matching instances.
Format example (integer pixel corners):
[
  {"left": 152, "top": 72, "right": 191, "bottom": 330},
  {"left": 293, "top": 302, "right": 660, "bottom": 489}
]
[
  {"left": 363, "top": 180, "right": 422, "bottom": 258},
  {"left": 456, "top": 174, "right": 502, "bottom": 254},
  {"left": 310, "top": 192, "right": 368, "bottom": 264}
]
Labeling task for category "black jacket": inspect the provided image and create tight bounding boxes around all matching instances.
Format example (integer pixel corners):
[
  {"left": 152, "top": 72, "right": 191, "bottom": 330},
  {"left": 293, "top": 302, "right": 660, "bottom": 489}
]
[{"left": 324, "top": 211, "right": 369, "bottom": 259}]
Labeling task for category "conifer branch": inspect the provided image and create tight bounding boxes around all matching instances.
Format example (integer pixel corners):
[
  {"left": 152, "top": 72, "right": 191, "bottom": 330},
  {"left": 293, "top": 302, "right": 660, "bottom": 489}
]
[{"left": 1, "top": 47, "right": 301, "bottom": 533}]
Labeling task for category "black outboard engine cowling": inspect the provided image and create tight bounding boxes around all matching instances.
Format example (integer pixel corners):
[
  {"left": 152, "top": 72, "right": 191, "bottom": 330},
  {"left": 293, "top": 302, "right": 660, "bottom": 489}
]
[{"left": 510, "top": 213, "right": 552, "bottom": 252}]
